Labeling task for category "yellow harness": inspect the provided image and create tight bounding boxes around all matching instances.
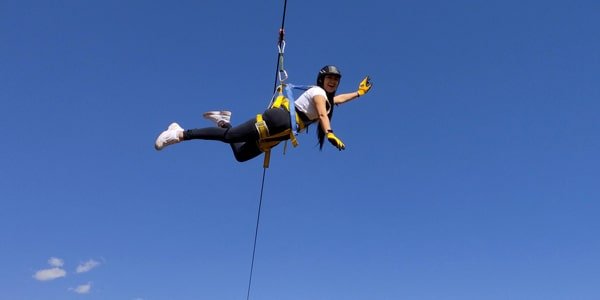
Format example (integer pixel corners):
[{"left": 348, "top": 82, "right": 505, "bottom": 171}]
[{"left": 255, "top": 93, "right": 306, "bottom": 168}]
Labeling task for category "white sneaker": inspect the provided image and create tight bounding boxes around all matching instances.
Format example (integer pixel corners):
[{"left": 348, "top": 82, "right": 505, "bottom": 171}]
[
  {"left": 155, "top": 122, "right": 184, "bottom": 151},
  {"left": 203, "top": 111, "right": 232, "bottom": 128}
]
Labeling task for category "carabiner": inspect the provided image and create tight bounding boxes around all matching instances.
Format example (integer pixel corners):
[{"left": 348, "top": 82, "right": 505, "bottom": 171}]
[
  {"left": 278, "top": 40, "right": 286, "bottom": 54},
  {"left": 278, "top": 69, "right": 288, "bottom": 82}
]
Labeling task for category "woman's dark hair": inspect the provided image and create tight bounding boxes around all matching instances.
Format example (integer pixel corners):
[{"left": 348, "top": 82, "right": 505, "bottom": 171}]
[
  {"left": 315, "top": 65, "right": 342, "bottom": 149},
  {"left": 317, "top": 91, "right": 336, "bottom": 149}
]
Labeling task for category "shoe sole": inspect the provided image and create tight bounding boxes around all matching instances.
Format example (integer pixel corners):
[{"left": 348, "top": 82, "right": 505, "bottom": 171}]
[{"left": 203, "top": 111, "right": 231, "bottom": 118}]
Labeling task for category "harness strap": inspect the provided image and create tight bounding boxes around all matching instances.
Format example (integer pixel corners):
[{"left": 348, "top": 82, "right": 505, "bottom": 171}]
[
  {"left": 255, "top": 114, "right": 270, "bottom": 141},
  {"left": 268, "top": 92, "right": 301, "bottom": 146},
  {"left": 256, "top": 113, "right": 293, "bottom": 146},
  {"left": 283, "top": 85, "right": 298, "bottom": 139},
  {"left": 255, "top": 85, "right": 312, "bottom": 167},
  {"left": 255, "top": 114, "right": 272, "bottom": 168},
  {"left": 255, "top": 113, "right": 292, "bottom": 168}
]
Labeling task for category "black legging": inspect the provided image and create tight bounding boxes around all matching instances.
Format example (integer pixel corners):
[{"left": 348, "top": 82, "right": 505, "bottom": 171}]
[{"left": 183, "top": 108, "right": 291, "bottom": 162}]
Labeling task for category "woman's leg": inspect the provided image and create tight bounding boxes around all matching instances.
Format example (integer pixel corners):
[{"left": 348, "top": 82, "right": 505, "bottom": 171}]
[
  {"left": 183, "top": 118, "right": 259, "bottom": 143},
  {"left": 183, "top": 118, "right": 262, "bottom": 162},
  {"left": 229, "top": 142, "right": 262, "bottom": 162},
  {"left": 181, "top": 108, "right": 291, "bottom": 162}
]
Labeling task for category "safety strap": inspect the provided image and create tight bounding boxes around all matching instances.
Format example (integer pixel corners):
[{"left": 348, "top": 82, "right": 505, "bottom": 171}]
[
  {"left": 283, "top": 85, "right": 298, "bottom": 139},
  {"left": 282, "top": 84, "right": 312, "bottom": 136},
  {"left": 270, "top": 93, "right": 306, "bottom": 132},
  {"left": 255, "top": 114, "right": 270, "bottom": 139},
  {"left": 265, "top": 86, "right": 307, "bottom": 148},
  {"left": 256, "top": 113, "right": 292, "bottom": 149},
  {"left": 256, "top": 113, "right": 292, "bottom": 168},
  {"left": 255, "top": 86, "right": 312, "bottom": 168},
  {"left": 255, "top": 114, "right": 272, "bottom": 168}
]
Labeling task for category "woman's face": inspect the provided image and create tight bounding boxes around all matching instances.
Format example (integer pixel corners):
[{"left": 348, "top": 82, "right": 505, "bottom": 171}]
[{"left": 322, "top": 74, "right": 340, "bottom": 93}]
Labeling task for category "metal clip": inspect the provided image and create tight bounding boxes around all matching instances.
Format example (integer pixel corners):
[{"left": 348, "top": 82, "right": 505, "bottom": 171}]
[
  {"left": 278, "top": 40, "right": 286, "bottom": 54},
  {"left": 278, "top": 69, "right": 288, "bottom": 82}
]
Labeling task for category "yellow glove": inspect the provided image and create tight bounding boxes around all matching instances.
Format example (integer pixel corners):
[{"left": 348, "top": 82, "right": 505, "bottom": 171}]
[
  {"left": 357, "top": 76, "right": 372, "bottom": 96},
  {"left": 327, "top": 131, "right": 346, "bottom": 151}
]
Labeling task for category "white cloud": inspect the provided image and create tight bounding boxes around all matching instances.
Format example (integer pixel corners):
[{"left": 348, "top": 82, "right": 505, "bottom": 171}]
[
  {"left": 33, "top": 267, "right": 66, "bottom": 281},
  {"left": 33, "top": 257, "right": 67, "bottom": 281},
  {"left": 70, "top": 282, "right": 92, "bottom": 294},
  {"left": 76, "top": 259, "right": 100, "bottom": 273},
  {"left": 48, "top": 257, "right": 64, "bottom": 267}
]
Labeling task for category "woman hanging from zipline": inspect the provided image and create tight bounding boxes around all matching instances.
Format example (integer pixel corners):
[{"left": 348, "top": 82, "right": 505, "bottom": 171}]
[{"left": 154, "top": 65, "right": 372, "bottom": 162}]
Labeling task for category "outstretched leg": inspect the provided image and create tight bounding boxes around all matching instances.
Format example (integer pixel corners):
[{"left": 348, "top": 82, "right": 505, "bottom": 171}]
[
  {"left": 183, "top": 117, "right": 259, "bottom": 143},
  {"left": 183, "top": 118, "right": 262, "bottom": 162},
  {"left": 155, "top": 108, "right": 290, "bottom": 162}
]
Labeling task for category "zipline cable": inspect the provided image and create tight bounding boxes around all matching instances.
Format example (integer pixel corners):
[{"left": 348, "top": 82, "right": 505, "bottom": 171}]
[
  {"left": 246, "top": 167, "right": 267, "bottom": 300},
  {"left": 246, "top": 1, "right": 288, "bottom": 300},
  {"left": 272, "top": 0, "right": 288, "bottom": 92}
]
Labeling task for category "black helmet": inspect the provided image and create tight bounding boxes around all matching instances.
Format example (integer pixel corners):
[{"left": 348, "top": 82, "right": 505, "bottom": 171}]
[{"left": 316, "top": 65, "right": 342, "bottom": 87}]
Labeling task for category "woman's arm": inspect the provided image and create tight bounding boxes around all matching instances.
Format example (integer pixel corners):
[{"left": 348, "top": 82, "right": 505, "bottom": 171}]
[
  {"left": 333, "top": 92, "right": 360, "bottom": 105},
  {"left": 334, "top": 76, "right": 372, "bottom": 105},
  {"left": 315, "top": 94, "right": 346, "bottom": 150},
  {"left": 314, "top": 94, "right": 333, "bottom": 131}
]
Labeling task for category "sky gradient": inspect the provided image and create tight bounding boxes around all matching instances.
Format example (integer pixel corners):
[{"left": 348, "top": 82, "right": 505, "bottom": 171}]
[{"left": 1, "top": 0, "right": 599, "bottom": 299}]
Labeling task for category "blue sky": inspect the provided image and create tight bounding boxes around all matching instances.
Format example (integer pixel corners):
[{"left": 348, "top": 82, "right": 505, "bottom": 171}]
[{"left": 1, "top": 0, "right": 599, "bottom": 299}]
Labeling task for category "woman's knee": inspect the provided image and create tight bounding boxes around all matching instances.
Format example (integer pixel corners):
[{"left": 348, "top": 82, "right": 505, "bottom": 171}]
[
  {"left": 233, "top": 152, "right": 252, "bottom": 162},
  {"left": 231, "top": 142, "right": 262, "bottom": 162}
]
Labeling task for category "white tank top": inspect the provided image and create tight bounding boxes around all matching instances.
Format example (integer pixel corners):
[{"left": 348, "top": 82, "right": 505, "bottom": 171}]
[{"left": 294, "top": 86, "right": 330, "bottom": 121}]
